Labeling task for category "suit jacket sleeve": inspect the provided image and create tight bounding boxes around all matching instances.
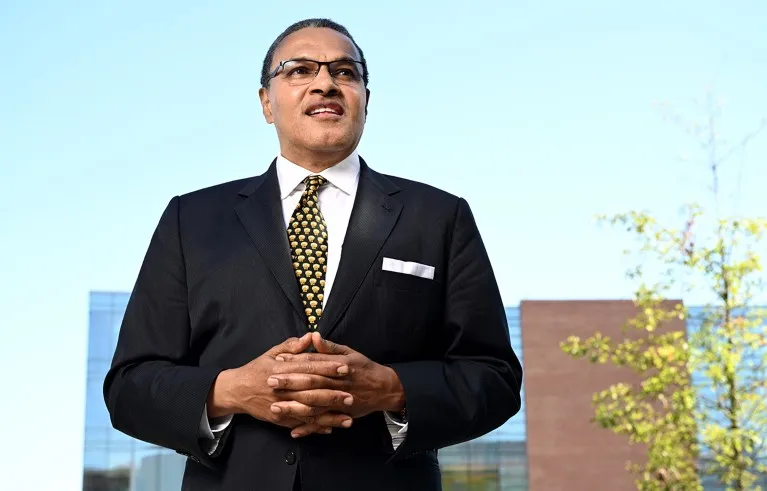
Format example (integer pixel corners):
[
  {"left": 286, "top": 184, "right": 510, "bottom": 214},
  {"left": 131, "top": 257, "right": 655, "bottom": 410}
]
[
  {"left": 387, "top": 197, "right": 523, "bottom": 457},
  {"left": 103, "top": 196, "right": 225, "bottom": 469}
]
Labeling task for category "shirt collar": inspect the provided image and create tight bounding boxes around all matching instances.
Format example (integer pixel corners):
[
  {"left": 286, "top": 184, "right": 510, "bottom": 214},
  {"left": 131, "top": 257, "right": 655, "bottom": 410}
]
[{"left": 276, "top": 151, "right": 361, "bottom": 200}]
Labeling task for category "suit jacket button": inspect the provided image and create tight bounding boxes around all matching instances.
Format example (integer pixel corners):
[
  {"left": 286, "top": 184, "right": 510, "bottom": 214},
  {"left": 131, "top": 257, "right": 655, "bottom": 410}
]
[{"left": 284, "top": 450, "right": 297, "bottom": 465}]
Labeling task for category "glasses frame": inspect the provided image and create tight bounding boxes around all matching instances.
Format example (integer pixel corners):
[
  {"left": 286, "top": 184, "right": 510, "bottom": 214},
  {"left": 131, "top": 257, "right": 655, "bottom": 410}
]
[{"left": 266, "top": 58, "right": 367, "bottom": 86}]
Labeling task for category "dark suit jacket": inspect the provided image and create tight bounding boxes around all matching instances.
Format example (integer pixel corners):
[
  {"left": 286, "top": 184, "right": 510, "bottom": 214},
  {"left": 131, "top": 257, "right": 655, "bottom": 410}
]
[{"left": 104, "top": 158, "right": 523, "bottom": 491}]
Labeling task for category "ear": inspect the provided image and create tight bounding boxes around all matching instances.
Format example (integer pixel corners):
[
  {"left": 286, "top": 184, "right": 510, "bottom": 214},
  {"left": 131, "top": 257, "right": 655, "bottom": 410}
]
[
  {"left": 259, "top": 86, "right": 274, "bottom": 124},
  {"left": 364, "top": 88, "right": 370, "bottom": 117}
]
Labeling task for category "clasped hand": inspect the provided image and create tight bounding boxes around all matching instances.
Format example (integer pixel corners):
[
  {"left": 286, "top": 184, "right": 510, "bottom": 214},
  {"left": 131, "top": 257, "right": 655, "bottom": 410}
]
[{"left": 229, "top": 332, "right": 402, "bottom": 438}]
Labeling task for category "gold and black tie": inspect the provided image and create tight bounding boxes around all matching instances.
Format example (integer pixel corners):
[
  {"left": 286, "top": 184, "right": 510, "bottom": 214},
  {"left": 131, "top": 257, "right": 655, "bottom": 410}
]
[{"left": 288, "top": 175, "right": 329, "bottom": 331}]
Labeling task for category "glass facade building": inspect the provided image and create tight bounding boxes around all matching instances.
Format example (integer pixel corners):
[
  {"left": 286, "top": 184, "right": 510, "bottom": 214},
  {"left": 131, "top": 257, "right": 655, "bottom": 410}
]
[
  {"left": 83, "top": 291, "right": 186, "bottom": 491},
  {"left": 83, "top": 296, "right": 527, "bottom": 491},
  {"left": 686, "top": 306, "right": 767, "bottom": 490},
  {"left": 438, "top": 307, "right": 528, "bottom": 491}
]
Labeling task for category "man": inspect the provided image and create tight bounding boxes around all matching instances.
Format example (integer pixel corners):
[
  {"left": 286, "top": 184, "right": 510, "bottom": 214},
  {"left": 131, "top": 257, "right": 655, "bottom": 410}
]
[{"left": 104, "top": 18, "right": 522, "bottom": 491}]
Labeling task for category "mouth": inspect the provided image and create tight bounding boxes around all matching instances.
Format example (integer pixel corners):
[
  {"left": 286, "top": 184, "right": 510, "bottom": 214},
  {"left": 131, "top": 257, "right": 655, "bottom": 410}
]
[{"left": 305, "top": 102, "right": 344, "bottom": 119}]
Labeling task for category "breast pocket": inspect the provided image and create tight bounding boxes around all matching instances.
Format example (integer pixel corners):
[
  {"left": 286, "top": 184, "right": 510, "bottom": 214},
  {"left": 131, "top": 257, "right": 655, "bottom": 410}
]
[
  {"left": 368, "top": 265, "right": 442, "bottom": 355},
  {"left": 374, "top": 257, "right": 441, "bottom": 293},
  {"left": 374, "top": 268, "right": 438, "bottom": 293}
]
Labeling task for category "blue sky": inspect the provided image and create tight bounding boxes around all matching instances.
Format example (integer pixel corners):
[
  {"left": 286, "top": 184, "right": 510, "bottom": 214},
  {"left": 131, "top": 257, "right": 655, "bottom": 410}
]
[{"left": 1, "top": 0, "right": 766, "bottom": 488}]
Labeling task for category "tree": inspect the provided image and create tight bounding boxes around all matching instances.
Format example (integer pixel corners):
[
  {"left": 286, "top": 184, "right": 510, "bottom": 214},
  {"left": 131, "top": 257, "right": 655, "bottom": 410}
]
[
  {"left": 561, "top": 92, "right": 767, "bottom": 490},
  {"left": 560, "top": 256, "right": 702, "bottom": 490}
]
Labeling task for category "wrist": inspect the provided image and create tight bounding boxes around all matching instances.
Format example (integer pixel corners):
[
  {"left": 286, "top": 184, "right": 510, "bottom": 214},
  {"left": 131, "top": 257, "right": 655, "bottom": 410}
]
[
  {"left": 381, "top": 366, "right": 406, "bottom": 413},
  {"left": 207, "top": 369, "right": 239, "bottom": 418}
]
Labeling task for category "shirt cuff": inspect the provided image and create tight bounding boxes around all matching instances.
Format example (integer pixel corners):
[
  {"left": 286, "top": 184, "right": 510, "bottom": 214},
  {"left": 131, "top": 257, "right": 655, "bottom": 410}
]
[
  {"left": 199, "top": 404, "right": 234, "bottom": 454},
  {"left": 383, "top": 411, "right": 408, "bottom": 450}
]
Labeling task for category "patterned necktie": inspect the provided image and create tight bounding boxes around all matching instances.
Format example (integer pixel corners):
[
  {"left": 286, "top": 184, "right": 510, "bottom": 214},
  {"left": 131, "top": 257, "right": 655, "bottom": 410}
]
[{"left": 288, "top": 175, "right": 329, "bottom": 331}]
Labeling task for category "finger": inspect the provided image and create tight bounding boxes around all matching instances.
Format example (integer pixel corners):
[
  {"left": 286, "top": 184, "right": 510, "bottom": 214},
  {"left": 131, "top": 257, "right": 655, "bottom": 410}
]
[
  {"left": 272, "top": 401, "right": 352, "bottom": 426},
  {"left": 271, "top": 401, "right": 325, "bottom": 419},
  {"left": 281, "top": 389, "right": 354, "bottom": 408},
  {"left": 289, "top": 414, "right": 353, "bottom": 438},
  {"left": 271, "top": 361, "right": 349, "bottom": 377},
  {"left": 267, "top": 374, "right": 349, "bottom": 391},
  {"left": 311, "top": 332, "right": 352, "bottom": 355},
  {"left": 290, "top": 423, "right": 333, "bottom": 437},
  {"left": 268, "top": 333, "right": 312, "bottom": 356},
  {"left": 276, "top": 353, "right": 340, "bottom": 363}
]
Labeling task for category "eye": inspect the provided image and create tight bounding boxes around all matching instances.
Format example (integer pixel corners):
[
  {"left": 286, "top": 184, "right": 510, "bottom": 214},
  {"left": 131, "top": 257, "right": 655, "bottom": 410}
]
[
  {"left": 332, "top": 66, "right": 360, "bottom": 81},
  {"left": 282, "top": 61, "right": 318, "bottom": 78},
  {"left": 287, "top": 67, "right": 311, "bottom": 76}
]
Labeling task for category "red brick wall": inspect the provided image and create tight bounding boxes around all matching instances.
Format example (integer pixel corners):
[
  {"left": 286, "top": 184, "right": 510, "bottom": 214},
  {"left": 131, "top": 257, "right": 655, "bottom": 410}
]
[{"left": 520, "top": 300, "right": 685, "bottom": 491}]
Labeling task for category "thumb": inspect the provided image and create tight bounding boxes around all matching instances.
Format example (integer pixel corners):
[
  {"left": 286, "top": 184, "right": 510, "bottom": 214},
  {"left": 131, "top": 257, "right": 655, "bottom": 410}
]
[
  {"left": 269, "top": 333, "right": 312, "bottom": 356},
  {"left": 312, "top": 332, "right": 351, "bottom": 355}
]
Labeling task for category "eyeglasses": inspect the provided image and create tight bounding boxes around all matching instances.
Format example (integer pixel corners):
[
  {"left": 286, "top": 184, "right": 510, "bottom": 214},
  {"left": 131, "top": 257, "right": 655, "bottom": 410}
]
[{"left": 267, "top": 58, "right": 366, "bottom": 86}]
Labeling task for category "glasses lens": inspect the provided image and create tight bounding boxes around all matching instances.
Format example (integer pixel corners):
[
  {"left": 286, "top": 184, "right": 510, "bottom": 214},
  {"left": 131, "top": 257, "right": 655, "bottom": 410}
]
[
  {"left": 279, "top": 60, "right": 363, "bottom": 86},
  {"left": 328, "top": 61, "right": 362, "bottom": 84},
  {"left": 281, "top": 60, "right": 320, "bottom": 84}
]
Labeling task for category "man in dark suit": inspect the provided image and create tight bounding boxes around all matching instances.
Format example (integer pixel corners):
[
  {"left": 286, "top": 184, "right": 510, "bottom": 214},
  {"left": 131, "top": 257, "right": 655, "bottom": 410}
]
[{"left": 104, "top": 18, "right": 522, "bottom": 491}]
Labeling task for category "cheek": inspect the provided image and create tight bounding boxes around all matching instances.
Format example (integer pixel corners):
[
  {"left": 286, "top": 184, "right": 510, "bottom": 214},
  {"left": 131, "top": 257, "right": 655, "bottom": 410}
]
[
  {"left": 344, "top": 90, "right": 367, "bottom": 124},
  {"left": 271, "top": 88, "right": 306, "bottom": 123}
]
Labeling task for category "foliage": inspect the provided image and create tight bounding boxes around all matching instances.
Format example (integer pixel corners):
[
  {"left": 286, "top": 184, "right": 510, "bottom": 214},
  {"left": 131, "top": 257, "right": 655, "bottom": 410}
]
[
  {"left": 561, "top": 94, "right": 767, "bottom": 490},
  {"left": 561, "top": 256, "right": 702, "bottom": 490}
]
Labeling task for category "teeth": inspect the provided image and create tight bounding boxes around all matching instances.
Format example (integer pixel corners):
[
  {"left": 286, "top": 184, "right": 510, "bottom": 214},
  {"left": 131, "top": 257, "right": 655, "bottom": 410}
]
[{"left": 310, "top": 107, "right": 339, "bottom": 115}]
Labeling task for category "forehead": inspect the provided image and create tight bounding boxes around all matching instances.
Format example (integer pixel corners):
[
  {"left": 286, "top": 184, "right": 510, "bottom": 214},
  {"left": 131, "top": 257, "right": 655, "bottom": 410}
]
[{"left": 273, "top": 28, "right": 360, "bottom": 66}]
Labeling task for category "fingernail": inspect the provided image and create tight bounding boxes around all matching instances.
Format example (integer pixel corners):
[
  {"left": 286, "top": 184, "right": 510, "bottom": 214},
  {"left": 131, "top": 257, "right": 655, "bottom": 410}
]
[
  {"left": 341, "top": 419, "right": 352, "bottom": 428},
  {"left": 267, "top": 377, "right": 279, "bottom": 387},
  {"left": 337, "top": 365, "right": 349, "bottom": 375},
  {"left": 344, "top": 396, "right": 353, "bottom": 406},
  {"left": 275, "top": 356, "right": 285, "bottom": 362},
  {"left": 322, "top": 428, "right": 332, "bottom": 434},
  {"left": 291, "top": 431, "right": 301, "bottom": 438},
  {"left": 271, "top": 405, "right": 281, "bottom": 414}
]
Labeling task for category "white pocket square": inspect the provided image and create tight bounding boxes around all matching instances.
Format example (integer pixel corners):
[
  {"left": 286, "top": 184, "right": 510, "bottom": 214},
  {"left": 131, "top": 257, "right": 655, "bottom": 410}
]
[{"left": 382, "top": 257, "right": 435, "bottom": 280}]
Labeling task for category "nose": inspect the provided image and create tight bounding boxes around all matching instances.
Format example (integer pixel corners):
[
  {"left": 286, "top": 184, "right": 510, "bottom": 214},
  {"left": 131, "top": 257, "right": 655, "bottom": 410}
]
[{"left": 309, "top": 65, "right": 339, "bottom": 95}]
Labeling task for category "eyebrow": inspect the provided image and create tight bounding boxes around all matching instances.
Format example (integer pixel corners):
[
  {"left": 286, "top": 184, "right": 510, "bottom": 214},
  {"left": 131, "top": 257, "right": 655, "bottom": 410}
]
[{"left": 288, "top": 56, "right": 360, "bottom": 63}]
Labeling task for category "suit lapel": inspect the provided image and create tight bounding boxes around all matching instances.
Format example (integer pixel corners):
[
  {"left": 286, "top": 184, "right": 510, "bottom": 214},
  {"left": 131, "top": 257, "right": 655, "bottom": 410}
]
[
  {"left": 234, "top": 161, "right": 305, "bottom": 332},
  {"left": 318, "top": 159, "right": 403, "bottom": 338}
]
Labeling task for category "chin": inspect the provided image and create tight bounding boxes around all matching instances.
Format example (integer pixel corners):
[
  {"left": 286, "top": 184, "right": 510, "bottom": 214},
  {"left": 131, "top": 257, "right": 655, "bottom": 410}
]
[{"left": 307, "top": 134, "right": 356, "bottom": 153}]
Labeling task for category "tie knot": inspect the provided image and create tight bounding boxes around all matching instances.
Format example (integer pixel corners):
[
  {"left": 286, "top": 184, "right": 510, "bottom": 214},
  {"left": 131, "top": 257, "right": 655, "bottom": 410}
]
[{"left": 304, "top": 175, "right": 327, "bottom": 191}]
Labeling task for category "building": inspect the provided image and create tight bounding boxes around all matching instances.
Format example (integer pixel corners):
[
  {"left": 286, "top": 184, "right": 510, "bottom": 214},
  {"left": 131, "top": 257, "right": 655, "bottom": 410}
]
[
  {"left": 438, "top": 307, "right": 528, "bottom": 490},
  {"left": 83, "top": 293, "right": 766, "bottom": 490},
  {"left": 441, "top": 300, "right": 667, "bottom": 490},
  {"left": 445, "top": 301, "right": 766, "bottom": 491},
  {"left": 519, "top": 300, "right": 659, "bottom": 491},
  {"left": 83, "top": 291, "right": 186, "bottom": 491},
  {"left": 686, "top": 306, "right": 767, "bottom": 491},
  {"left": 83, "top": 292, "right": 530, "bottom": 491}
]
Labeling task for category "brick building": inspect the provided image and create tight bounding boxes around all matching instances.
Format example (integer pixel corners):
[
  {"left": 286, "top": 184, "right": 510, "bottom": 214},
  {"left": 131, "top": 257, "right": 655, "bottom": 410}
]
[{"left": 520, "top": 300, "right": 674, "bottom": 491}]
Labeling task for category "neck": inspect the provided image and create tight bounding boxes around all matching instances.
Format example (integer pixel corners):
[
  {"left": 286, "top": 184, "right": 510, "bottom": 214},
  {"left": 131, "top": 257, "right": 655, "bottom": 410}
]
[{"left": 280, "top": 148, "right": 355, "bottom": 173}]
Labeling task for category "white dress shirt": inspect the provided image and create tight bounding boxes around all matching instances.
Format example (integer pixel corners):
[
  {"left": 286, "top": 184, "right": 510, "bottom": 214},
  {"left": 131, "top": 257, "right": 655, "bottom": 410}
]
[{"left": 199, "top": 151, "right": 408, "bottom": 454}]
